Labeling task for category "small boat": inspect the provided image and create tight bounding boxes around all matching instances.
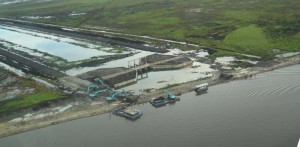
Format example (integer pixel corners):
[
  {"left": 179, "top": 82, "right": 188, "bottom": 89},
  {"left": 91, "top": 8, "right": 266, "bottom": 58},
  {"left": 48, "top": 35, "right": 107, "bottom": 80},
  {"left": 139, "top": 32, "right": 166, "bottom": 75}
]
[
  {"left": 195, "top": 83, "right": 208, "bottom": 94},
  {"left": 150, "top": 96, "right": 168, "bottom": 108}
]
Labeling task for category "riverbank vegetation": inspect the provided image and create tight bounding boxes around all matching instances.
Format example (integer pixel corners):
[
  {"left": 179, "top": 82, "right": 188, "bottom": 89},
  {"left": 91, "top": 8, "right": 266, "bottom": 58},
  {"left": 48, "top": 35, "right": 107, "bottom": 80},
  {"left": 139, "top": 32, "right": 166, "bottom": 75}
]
[{"left": 0, "top": 0, "right": 299, "bottom": 59}]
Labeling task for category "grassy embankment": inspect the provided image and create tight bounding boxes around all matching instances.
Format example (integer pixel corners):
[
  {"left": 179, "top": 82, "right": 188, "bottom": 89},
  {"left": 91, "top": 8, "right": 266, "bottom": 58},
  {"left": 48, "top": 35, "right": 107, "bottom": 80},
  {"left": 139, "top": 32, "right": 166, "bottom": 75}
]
[
  {"left": 0, "top": 78, "right": 64, "bottom": 114},
  {"left": 0, "top": 0, "right": 299, "bottom": 59}
]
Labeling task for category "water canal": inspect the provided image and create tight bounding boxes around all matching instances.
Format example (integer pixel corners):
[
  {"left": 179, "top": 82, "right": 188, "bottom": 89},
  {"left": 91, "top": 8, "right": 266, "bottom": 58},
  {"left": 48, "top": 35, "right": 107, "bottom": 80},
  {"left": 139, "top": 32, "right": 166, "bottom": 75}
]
[
  {"left": 0, "top": 65, "right": 299, "bottom": 147},
  {"left": 0, "top": 25, "right": 124, "bottom": 61}
]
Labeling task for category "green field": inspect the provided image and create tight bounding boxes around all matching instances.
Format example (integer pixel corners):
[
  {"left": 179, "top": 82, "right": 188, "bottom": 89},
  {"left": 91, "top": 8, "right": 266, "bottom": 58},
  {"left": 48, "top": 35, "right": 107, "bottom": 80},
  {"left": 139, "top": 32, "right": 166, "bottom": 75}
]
[
  {"left": 0, "top": 0, "right": 299, "bottom": 59},
  {"left": 0, "top": 79, "right": 65, "bottom": 113},
  {"left": 0, "top": 91, "right": 63, "bottom": 113}
]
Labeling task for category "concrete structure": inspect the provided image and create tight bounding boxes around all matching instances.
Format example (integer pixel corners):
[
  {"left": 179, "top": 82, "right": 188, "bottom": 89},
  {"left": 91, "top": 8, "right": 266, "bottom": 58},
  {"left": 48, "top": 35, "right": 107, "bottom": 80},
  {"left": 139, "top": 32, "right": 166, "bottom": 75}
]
[
  {"left": 79, "top": 55, "right": 194, "bottom": 89},
  {"left": 58, "top": 76, "right": 92, "bottom": 91}
]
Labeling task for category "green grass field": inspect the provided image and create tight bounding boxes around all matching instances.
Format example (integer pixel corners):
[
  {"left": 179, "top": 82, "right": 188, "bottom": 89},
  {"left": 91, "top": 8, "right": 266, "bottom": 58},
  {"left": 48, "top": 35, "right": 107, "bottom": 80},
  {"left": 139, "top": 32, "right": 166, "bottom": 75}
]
[
  {"left": 0, "top": 0, "right": 299, "bottom": 59},
  {"left": 0, "top": 79, "right": 64, "bottom": 113},
  {"left": 0, "top": 91, "right": 63, "bottom": 113},
  {"left": 225, "top": 25, "right": 268, "bottom": 49}
]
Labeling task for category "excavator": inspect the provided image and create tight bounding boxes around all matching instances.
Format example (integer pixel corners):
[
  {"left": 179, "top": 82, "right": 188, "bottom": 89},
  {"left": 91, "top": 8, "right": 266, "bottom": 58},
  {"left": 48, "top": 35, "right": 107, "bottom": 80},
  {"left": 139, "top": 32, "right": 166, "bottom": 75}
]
[
  {"left": 164, "top": 90, "right": 177, "bottom": 100},
  {"left": 89, "top": 89, "right": 107, "bottom": 98},
  {"left": 95, "top": 78, "right": 105, "bottom": 85},
  {"left": 87, "top": 78, "right": 111, "bottom": 98},
  {"left": 95, "top": 78, "right": 110, "bottom": 89},
  {"left": 87, "top": 84, "right": 99, "bottom": 93},
  {"left": 164, "top": 90, "right": 180, "bottom": 102},
  {"left": 106, "top": 89, "right": 128, "bottom": 101}
]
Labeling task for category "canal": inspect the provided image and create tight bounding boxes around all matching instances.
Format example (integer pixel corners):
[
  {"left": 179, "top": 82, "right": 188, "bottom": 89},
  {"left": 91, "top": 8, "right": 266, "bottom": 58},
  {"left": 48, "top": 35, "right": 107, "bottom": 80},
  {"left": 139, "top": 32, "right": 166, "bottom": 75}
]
[
  {"left": 0, "top": 25, "right": 124, "bottom": 61},
  {"left": 0, "top": 65, "right": 300, "bottom": 147}
]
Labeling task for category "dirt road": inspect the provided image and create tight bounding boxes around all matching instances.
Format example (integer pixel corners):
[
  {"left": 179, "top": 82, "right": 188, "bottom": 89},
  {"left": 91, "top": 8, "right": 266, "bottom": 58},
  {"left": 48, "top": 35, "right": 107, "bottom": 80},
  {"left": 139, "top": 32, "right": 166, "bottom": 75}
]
[{"left": 0, "top": 48, "right": 66, "bottom": 79}]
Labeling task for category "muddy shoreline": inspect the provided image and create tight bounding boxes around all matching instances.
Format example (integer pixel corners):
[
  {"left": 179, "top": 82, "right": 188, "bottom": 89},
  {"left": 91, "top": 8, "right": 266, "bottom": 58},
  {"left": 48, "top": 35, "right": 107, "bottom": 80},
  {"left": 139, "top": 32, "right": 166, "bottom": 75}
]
[{"left": 0, "top": 55, "right": 299, "bottom": 138}]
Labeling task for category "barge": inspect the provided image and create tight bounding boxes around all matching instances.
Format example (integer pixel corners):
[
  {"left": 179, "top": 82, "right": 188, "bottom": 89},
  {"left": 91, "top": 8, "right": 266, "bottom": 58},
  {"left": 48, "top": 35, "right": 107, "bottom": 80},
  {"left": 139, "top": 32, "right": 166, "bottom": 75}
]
[
  {"left": 150, "top": 92, "right": 180, "bottom": 108},
  {"left": 150, "top": 96, "right": 168, "bottom": 108},
  {"left": 112, "top": 105, "right": 143, "bottom": 120}
]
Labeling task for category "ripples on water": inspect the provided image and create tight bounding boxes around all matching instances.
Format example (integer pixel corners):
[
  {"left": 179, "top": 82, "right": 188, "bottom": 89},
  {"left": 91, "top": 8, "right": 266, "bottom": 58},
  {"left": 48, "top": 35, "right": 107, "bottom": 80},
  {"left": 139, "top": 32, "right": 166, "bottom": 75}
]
[
  {"left": 0, "top": 65, "right": 300, "bottom": 147},
  {"left": 244, "top": 68, "right": 300, "bottom": 98}
]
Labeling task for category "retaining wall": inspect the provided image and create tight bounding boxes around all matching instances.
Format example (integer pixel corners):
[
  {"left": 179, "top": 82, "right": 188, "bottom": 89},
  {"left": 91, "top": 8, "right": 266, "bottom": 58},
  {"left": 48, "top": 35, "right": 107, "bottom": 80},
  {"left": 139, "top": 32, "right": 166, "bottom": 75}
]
[{"left": 150, "top": 61, "right": 194, "bottom": 71}]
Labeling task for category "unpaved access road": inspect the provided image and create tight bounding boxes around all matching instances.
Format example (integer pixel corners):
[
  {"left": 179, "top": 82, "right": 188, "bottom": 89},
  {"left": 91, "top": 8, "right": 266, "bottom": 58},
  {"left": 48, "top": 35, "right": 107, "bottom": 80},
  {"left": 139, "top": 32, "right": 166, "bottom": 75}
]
[{"left": 0, "top": 48, "right": 66, "bottom": 79}]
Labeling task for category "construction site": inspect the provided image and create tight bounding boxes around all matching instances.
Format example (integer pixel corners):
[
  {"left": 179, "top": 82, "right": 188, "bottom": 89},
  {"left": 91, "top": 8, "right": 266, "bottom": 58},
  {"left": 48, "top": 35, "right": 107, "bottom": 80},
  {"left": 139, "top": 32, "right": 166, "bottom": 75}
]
[
  {"left": 0, "top": 17, "right": 217, "bottom": 119},
  {"left": 1, "top": 16, "right": 300, "bottom": 138},
  {"left": 79, "top": 54, "right": 193, "bottom": 89}
]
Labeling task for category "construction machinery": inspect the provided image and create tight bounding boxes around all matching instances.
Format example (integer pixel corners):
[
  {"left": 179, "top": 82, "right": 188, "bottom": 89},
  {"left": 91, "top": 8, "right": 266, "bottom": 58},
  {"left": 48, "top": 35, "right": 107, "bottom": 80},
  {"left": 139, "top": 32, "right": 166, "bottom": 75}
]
[
  {"left": 164, "top": 90, "right": 177, "bottom": 100},
  {"left": 87, "top": 84, "right": 99, "bottom": 93},
  {"left": 95, "top": 78, "right": 104, "bottom": 85},
  {"left": 106, "top": 89, "right": 128, "bottom": 101},
  {"left": 89, "top": 90, "right": 107, "bottom": 98},
  {"left": 86, "top": 77, "right": 113, "bottom": 98},
  {"left": 164, "top": 89, "right": 180, "bottom": 102}
]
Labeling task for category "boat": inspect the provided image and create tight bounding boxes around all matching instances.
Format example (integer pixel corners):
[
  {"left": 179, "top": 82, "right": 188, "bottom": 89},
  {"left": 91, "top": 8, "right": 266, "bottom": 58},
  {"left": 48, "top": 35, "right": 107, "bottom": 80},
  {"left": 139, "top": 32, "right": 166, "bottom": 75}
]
[
  {"left": 195, "top": 83, "right": 208, "bottom": 94},
  {"left": 121, "top": 108, "right": 143, "bottom": 120},
  {"left": 150, "top": 96, "right": 168, "bottom": 108},
  {"left": 112, "top": 105, "right": 143, "bottom": 120}
]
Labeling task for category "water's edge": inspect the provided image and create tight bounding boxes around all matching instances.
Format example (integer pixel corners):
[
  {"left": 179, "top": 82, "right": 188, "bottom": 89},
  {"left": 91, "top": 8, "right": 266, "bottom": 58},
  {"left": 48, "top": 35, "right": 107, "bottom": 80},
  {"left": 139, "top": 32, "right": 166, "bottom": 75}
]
[{"left": 0, "top": 56, "right": 299, "bottom": 138}]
